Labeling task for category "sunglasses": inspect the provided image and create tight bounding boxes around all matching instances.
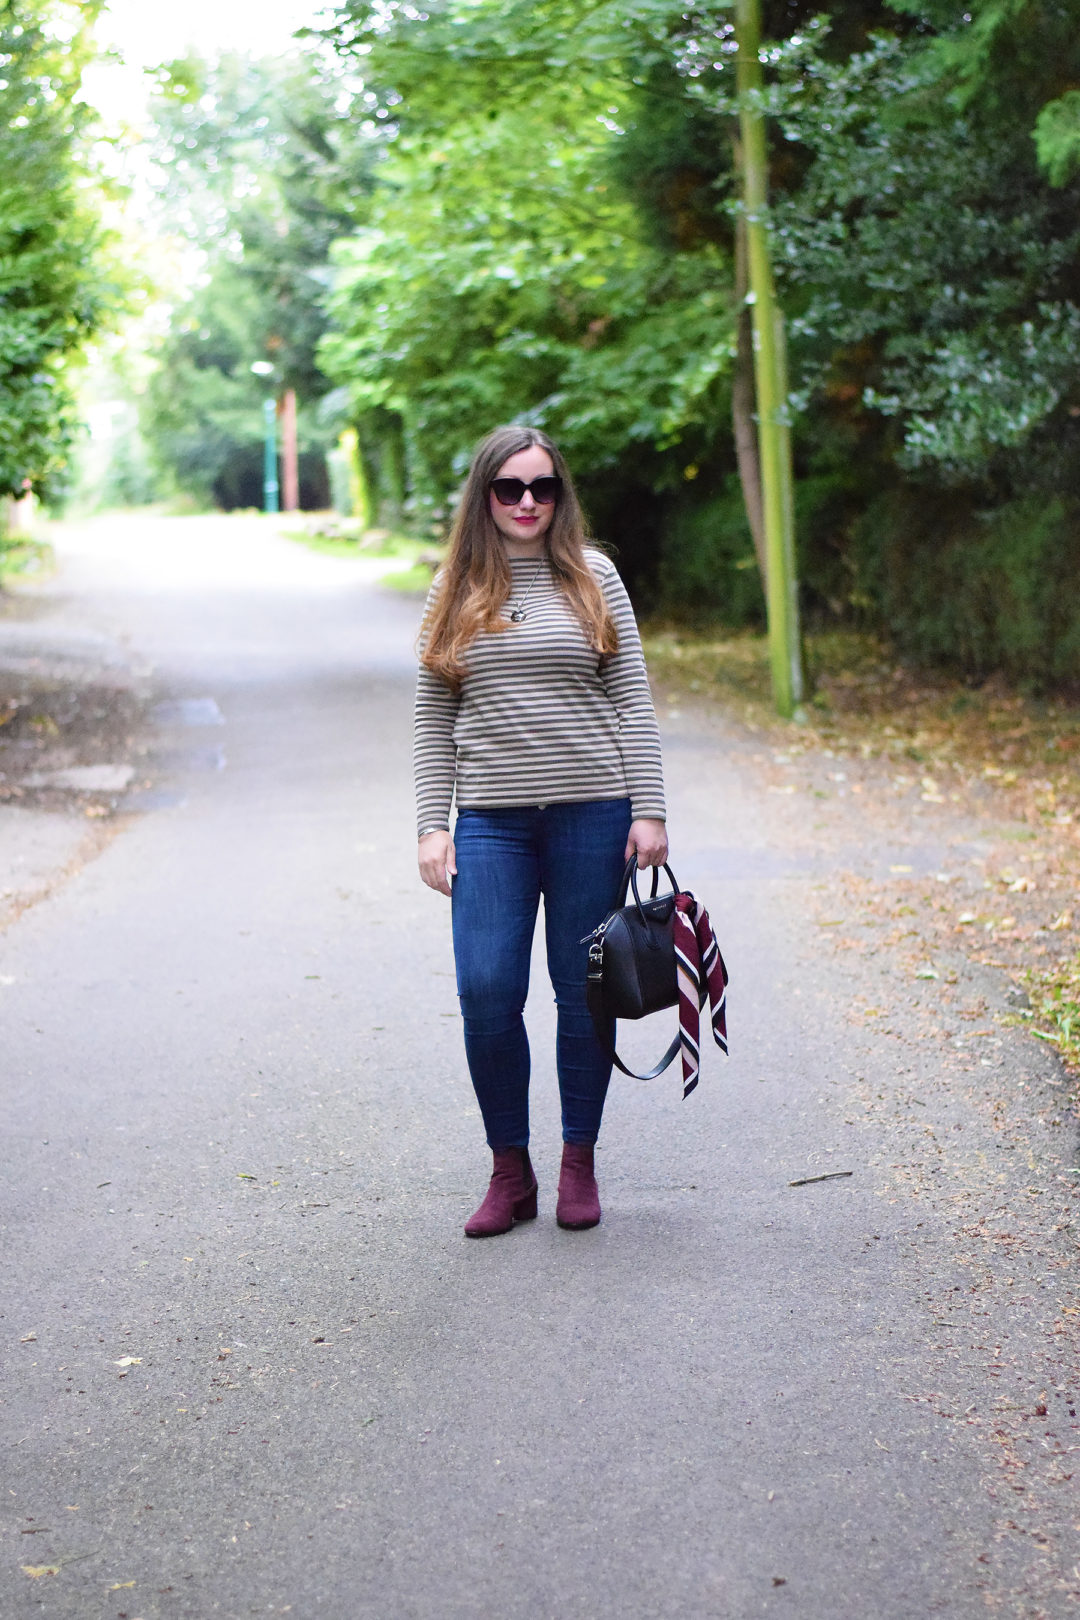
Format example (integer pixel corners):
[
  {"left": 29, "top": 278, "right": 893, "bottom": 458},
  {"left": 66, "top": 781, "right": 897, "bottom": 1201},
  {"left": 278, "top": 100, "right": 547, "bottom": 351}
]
[{"left": 489, "top": 475, "right": 563, "bottom": 507}]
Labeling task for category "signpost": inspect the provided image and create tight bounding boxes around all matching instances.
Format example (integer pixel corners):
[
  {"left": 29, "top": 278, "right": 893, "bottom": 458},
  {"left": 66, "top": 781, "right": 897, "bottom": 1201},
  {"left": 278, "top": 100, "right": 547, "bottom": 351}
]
[{"left": 251, "top": 362, "right": 279, "bottom": 515}]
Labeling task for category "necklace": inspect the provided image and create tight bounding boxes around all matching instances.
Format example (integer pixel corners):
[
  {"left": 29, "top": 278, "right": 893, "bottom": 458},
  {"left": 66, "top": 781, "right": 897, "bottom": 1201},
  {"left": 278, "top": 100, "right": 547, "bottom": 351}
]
[{"left": 508, "top": 557, "right": 546, "bottom": 623}]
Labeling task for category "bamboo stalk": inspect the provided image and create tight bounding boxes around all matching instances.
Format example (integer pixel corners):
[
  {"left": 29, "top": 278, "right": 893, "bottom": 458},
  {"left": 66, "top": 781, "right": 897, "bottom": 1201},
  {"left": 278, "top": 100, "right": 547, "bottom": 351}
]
[{"left": 734, "top": 0, "right": 804, "bottom": 716}]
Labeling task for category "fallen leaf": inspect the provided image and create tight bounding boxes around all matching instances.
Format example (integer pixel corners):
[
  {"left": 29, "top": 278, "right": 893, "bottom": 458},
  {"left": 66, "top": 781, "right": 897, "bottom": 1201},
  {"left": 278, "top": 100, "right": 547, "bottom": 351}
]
[
  {"left": 21, "top": 1565, "right": 60, "bottom": 1579},
  {"left": 109, "top": 1581, "right": 136, "bottom": 1590},
  {"left": 113, "top": 1357, "right": 141, "bottom": 1367}
]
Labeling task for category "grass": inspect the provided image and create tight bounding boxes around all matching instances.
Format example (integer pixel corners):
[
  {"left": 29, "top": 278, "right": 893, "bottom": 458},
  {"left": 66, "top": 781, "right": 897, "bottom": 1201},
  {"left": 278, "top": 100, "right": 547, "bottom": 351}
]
[
  {"left": 0, "top": 535, "right": 53, "bottom": 585},
  {"left": 382, "top": 563, "right": 437, "bottom": 594},
  {"left": 277, "top": 515, "right": 438, "bottom": 569},
  {"left": 1027, "top": 953, "right": 1080, "bottom": 1073}
]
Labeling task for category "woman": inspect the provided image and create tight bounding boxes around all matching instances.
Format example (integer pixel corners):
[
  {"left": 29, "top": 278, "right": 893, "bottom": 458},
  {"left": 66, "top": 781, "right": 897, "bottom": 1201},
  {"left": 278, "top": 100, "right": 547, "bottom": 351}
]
[{"left": 414, "top": 425, "right": 667, "bottom": 1237}]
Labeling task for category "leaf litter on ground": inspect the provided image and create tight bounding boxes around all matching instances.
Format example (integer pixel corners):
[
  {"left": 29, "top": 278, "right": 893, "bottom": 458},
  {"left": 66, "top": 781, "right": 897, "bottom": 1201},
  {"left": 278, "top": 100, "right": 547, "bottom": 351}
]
[{"left": 643, "top": 625, "right": 1080, "bottom": 1077}]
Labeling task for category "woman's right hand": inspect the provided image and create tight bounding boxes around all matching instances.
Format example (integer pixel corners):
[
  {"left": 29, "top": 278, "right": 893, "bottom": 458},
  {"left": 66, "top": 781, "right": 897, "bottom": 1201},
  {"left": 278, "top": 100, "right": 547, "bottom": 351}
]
[{"left": 418, "top": 830, "right": 457, "bottom": 897}]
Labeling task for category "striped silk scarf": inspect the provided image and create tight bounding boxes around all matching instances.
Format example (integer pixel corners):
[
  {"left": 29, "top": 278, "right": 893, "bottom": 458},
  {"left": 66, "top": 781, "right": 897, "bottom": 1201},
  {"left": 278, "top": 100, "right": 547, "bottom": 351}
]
[{"left": 673, "top": 892, "right": 729, "bottom": 1098}]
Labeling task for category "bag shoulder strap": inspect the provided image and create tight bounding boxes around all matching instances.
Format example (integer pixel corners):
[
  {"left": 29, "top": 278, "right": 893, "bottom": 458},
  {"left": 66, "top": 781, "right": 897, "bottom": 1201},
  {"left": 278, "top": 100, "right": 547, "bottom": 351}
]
[{"left": 586, "top": 961, "right": 696, "bottom": 1082}]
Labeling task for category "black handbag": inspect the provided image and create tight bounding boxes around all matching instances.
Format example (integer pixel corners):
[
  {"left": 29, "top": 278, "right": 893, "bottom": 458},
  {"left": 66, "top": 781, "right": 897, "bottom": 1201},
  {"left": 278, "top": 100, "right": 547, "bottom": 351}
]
[{"left": 583, "top": 857, "right": 686, "bottom": 1080}]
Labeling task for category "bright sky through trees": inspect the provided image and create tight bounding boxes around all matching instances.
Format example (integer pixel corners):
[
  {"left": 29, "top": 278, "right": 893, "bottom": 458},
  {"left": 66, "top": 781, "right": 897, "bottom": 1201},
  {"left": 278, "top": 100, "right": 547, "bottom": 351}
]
[{"left": 84, "top": 0, "right": 332, "bottom": 126}]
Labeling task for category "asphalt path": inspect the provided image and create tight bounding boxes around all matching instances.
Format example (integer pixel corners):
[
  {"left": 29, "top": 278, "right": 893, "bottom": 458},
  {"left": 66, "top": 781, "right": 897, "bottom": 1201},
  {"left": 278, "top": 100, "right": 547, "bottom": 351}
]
[{"left": 2, "top": 515, "right": 1074, "bottom": 1618}]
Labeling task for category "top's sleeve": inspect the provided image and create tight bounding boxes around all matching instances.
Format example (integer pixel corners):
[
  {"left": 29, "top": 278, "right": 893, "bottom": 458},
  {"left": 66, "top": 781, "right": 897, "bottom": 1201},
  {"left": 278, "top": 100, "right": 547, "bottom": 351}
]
[
  {"left": 413, "top": 578, "right": 461, "bottom": 836},
  {"left": 597, "top": 561, "right": 667, "bottom": 821}
]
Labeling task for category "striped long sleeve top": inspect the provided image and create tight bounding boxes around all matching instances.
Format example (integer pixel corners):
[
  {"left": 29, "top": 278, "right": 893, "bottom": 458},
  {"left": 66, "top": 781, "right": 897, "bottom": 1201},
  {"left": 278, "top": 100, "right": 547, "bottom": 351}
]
[{"left": 414, "top": 548, "right": 666, "bottom": 835}]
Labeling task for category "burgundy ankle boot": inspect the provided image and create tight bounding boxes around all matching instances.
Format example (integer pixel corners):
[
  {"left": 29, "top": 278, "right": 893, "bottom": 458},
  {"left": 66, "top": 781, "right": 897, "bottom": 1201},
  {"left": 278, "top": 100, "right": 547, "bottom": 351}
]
[
  {"left": 556, "top": 1142, "right": 601, "bottom": 1230},
  {"left": 464, "top": 1147, "right": 538, "bottom": 1238}
]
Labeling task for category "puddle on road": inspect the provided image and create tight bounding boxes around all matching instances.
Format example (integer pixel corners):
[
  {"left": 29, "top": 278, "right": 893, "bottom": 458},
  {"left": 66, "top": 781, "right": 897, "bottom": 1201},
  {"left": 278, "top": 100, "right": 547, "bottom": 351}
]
[
  {"left": 149, "top": 745, "right": 227, "bottom": 773},
  {"left": 123, "top": 694, "right": 227, "bottom": 813},
  {"left": 151, "top": 696, "right": 225, "bottom": 727},
  {"left": 125, "top": 787, "right": 189, "bottom": 811}
]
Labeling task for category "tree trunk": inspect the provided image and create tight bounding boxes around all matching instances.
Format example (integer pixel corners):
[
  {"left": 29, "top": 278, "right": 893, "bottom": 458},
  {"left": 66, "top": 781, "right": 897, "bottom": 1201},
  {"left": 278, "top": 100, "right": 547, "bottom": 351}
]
[{"left": 731, "top": 205, "right": 767, "bottom": 584}]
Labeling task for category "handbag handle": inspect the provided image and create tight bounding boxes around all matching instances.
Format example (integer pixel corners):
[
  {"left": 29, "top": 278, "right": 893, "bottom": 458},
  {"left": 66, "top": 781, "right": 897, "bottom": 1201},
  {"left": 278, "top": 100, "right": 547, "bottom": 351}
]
[
  {"left": 617, "top": 856, "right": 679, "bottom": 922},
  {"left": 620, "top": 858, "right": 679, "bottom": 951}
]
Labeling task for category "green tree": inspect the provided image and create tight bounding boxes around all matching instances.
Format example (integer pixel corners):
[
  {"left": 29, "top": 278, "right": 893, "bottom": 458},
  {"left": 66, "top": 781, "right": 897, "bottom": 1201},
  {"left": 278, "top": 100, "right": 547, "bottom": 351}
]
[
  {"left": 320, "top": 0, "right": 749, "bottom": 576},
  {"left": 317, "top": 0, "right": 1080, "bottom": 678},
  {"left": 0, "top": 0, "right": 122, "bottom": 502},
  {"left": 140, "top": 49, "right": 375, "bottom": 508}
]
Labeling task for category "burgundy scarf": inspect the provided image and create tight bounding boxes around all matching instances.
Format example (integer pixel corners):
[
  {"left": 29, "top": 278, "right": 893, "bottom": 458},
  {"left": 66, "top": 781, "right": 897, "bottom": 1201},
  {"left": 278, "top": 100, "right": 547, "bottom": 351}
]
[{"left": 673, "top": 892, "right": 729, "bottom": 1098}]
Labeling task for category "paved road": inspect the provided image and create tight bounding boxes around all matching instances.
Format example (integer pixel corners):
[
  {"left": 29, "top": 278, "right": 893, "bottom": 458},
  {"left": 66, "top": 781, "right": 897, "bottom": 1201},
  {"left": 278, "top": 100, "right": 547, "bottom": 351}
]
[{"left": 2, "top": 516, "right": 1075, "bottom": 1618}]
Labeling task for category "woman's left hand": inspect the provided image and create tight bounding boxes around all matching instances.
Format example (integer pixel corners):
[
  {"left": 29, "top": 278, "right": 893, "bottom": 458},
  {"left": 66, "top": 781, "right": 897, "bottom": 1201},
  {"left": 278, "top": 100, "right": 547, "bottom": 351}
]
[{"left": 625, "top": 818, "right": 668, "bottom": 869}]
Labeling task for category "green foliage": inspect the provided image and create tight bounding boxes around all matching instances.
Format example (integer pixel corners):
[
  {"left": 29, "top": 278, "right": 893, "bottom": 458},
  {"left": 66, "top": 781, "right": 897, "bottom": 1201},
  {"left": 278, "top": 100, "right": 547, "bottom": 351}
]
[
  {"left": 652, "top": 477, "right": 765, "bottom": 622},
  {"left": 0, "top": 0, "right": 122, "bottom": 500},
  {"left": 318, "top": 55, "right": 738, "bottom": 548},
  {"left": 1035, "top": 90, "right": 1080, "bottom": 188},
  {"left": 850, "top": 490, "right": 1080, "bottom": 685},
  {"left": 1028, "top": 949, "right": 1080, "bottom": 1074},
  {"left": 317, "top": 0, "right": 748, "bottom": 572},
  {"left": 766, "top": 25, "right": 1080, "bottom": 490},
  {"left": 291, "top": 0, "right": 1080, "bottom": 678},
  {"left": 139, "top": 51, "right": 373, "bottom": 505}
]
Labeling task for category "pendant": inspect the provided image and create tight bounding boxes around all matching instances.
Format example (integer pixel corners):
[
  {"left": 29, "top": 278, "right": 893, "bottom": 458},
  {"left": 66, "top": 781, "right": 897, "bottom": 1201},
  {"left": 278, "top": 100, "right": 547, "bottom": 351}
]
[{"left": 510, "top": 609, "right": 526, "bottom": 622}]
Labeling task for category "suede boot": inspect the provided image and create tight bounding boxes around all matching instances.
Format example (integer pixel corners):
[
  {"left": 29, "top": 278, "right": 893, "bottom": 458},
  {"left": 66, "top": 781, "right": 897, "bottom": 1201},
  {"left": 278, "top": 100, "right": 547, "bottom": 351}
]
[
  {"left": 556, "top": 1142, "right": 601, "bottom": 1230},
  {"left": 464, "top": 1147, "right": 538, "bottom": 1238}
]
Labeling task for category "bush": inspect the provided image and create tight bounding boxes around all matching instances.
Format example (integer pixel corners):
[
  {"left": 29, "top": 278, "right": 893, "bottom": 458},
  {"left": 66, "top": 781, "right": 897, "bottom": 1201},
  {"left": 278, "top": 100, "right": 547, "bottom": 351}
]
[{"left": 851, "top": 490, "right": 1080, "bottom": 687}]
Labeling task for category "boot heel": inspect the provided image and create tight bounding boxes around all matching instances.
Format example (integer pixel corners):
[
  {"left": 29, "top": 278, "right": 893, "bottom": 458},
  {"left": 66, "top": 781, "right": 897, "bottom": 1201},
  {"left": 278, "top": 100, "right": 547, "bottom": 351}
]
[{"left": 513, "top": 1186, "right": 538, "bottom": 1221}]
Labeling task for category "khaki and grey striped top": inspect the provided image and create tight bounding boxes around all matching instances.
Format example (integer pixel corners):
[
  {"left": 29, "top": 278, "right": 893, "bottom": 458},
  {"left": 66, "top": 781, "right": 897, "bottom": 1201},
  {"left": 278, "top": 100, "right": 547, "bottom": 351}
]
[{"left": 414, "top": 549, "right": 666, "bottom": 835}]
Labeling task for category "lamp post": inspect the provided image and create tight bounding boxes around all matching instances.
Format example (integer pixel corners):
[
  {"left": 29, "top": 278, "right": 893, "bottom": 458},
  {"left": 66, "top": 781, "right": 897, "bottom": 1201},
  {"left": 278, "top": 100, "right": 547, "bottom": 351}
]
[{"left": 251, "top": 361, "right": 279, "bottom": 514}]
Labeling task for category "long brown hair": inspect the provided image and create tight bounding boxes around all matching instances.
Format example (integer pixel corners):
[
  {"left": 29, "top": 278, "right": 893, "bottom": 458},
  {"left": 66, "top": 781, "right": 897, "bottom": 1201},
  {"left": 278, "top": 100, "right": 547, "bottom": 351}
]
[{"left": 419, "top": 425, "right": 618, "bottom": 689}]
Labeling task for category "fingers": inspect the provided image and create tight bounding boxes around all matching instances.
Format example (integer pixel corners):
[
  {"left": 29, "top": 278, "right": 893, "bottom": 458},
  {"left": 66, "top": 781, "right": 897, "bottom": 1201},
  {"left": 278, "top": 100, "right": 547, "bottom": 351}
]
[
  {"left": 626, "top": 821, "right": 669, "bottom": 868},
  {"left": 421, "top": 864, "right": 451, "bottom": 896},
  {"left": 418, "top": 832, "right": 454, "bottom": 897}
]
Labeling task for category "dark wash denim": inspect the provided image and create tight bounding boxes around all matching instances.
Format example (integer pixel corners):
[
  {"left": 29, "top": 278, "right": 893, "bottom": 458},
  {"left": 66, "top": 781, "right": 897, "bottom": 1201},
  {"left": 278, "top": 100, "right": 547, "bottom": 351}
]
[{"left": 451, "top": 798, "right": 633, "bottom": 1149}]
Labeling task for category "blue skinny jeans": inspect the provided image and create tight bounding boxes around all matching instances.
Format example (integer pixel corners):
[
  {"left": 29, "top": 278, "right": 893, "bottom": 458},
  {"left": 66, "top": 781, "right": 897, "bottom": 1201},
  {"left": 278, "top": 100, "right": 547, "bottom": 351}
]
[{"left": 451, "top": 798, "right": 632, "bottom": 1150}]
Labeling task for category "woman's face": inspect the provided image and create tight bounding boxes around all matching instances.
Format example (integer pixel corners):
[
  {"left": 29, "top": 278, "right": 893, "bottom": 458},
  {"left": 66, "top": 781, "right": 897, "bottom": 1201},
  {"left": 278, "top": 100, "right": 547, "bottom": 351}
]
[{"left": 487, "top": 445, "right": 557, "bottom": 550}]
